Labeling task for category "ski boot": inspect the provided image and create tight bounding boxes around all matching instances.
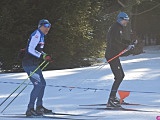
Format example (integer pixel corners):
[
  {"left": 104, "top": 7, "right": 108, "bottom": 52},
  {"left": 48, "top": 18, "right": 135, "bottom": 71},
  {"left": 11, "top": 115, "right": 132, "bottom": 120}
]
[
  {"left": 26, "top": 108, "right": 42, "bottom": 116},
  {"left": 114, "top": 96, "right": 125, "bottom": 104},
  {"left": 36, "top": 106, "right": 52, "bottom": 115},
  {"left": 107, "top": 97, "right": 122, "bottom": 108}
]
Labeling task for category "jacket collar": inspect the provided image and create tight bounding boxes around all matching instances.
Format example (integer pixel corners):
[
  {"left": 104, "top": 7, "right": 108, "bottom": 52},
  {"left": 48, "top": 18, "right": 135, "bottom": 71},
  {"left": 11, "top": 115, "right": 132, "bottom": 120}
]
[{"left": 38, "top": 29, "right": 45, "bottom": 36}]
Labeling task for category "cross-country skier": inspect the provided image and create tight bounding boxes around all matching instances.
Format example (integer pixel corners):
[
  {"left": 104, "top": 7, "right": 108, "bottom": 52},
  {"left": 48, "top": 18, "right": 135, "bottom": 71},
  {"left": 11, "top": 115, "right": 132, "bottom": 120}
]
[
  {"left": 105, "top": 12, "right": 136, "bottom": 107},
  {"left": 22, "top": 19, "right": 53, "bottom": 116}
]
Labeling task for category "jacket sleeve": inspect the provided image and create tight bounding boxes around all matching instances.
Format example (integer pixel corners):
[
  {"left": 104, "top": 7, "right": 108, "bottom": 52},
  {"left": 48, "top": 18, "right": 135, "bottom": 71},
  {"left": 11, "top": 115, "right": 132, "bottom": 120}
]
[{"left": 27, "top": 33, "right": 42, "bottom": 58}]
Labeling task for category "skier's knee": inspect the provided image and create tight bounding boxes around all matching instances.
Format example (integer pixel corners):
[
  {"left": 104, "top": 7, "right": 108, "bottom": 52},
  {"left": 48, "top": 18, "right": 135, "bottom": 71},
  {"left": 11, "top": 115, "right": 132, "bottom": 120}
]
[{"left": 115, "top": 74, "right": 125, "bottom": 81}]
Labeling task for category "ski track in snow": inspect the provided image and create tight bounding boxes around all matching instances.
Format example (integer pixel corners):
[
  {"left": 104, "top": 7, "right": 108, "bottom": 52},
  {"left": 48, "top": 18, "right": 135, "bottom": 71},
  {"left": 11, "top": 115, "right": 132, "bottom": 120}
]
[{"left": 0, "top": 45, "right": 160, "bottom": 120}]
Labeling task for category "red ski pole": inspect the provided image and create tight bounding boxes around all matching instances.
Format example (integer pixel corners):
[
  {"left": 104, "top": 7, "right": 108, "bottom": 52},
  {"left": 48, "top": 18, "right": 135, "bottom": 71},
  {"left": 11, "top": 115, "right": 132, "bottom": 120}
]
[{"left": 107, "top": 49, "right": 128, "bottom": 63}]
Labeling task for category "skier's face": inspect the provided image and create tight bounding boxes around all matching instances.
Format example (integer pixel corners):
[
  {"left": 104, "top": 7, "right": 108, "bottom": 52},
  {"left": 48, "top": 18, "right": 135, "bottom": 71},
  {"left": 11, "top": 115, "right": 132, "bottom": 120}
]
[
  {"left": 121, "top": 20, "right": 129, "bottom": 26},
  {"left": 40, "top": 24, "right": 51, "bottom": 35}
]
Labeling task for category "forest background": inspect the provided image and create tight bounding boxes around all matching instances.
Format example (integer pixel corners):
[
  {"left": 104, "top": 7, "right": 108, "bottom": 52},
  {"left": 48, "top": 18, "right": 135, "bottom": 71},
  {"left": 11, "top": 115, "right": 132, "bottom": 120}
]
[{"left": 0, "top": 0, "right": 160, "bottom": 72}]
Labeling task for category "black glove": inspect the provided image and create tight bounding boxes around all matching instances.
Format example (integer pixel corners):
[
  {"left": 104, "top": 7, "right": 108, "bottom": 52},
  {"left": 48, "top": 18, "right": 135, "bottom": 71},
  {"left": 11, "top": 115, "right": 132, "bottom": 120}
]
[{"left": 43, "top": 54, "right": 53, "bottom": 63}]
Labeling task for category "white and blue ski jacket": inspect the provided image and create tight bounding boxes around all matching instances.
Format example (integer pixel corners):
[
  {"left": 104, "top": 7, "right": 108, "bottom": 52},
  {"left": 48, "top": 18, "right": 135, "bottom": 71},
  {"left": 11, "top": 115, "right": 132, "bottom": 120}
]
[{"left": 22, "top": 29, "right": 45, "bottom": 66}]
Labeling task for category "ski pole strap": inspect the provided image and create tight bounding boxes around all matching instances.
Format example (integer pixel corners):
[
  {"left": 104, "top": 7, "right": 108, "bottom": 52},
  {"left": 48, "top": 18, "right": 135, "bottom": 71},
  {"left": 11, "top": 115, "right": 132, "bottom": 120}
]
[{"left": 107, "top": 49, "right": 128, "bottom": 63}]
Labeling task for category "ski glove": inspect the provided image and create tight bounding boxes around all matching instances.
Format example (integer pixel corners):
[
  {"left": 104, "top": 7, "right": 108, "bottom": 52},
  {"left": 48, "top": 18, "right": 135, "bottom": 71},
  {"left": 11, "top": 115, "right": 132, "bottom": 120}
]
[
  {"left": 127, "top": 44, "right": 135, "bottom": 50},
  {"left": 133, "top": 40, "right": 138, "bottom": 45},
  {"left": 43, "top": 53, "right": 53, "bottom": 63}
]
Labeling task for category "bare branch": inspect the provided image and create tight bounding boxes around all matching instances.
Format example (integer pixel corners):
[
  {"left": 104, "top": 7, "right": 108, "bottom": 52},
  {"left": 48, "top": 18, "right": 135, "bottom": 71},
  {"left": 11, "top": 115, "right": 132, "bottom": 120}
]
[
  {"left": 132, "top": 3, "right": 160, "bottom": 15},
  {"left": 117, "top": 0, "right": 126, "bottom": 8}
]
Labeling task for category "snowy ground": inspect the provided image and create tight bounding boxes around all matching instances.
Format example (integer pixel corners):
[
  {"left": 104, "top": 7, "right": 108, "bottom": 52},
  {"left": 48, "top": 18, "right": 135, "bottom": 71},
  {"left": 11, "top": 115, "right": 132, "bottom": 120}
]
[{"left": 0, "top": 45, "right": 160, "bottom": 120}]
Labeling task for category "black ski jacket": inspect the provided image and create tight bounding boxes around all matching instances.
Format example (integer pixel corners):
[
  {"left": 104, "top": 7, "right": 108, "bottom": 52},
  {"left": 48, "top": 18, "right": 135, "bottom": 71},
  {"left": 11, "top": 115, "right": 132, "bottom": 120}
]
[{"left": 105, "top": 22, "right": 130, "bottom": 61}]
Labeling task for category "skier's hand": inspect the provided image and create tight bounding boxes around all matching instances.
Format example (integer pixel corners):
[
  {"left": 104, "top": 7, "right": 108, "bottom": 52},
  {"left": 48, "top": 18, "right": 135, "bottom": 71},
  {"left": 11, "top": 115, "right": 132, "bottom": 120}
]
[
  {"left": 43, "top": 54, "right": 53, "bottom": 63},
  {"left": 127, "top": 44, "right": 135, "bottom": 50},
  {"left": 133, "top": 39, "right": 138, "bottom": 45}
]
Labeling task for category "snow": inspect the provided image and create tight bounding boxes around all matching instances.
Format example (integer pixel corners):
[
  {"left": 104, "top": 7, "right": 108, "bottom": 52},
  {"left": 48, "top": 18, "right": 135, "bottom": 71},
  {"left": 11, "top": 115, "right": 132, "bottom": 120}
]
[{"left": 0, "top": 45, "right": 160, "bottom": 120}]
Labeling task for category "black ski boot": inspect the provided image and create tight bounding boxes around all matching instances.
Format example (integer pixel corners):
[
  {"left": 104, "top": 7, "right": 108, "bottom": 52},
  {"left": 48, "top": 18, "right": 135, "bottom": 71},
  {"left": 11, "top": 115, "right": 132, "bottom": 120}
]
[
  {"left": 107, "top": 97, "right": 122, "bottom": 108},
  {"left": 36, "top": 106, "right": 52, "bottom": 114},
  {"left": 26, "top": 108, "right": 42, "bottom": 116},
  {"left": 114, "top": 96, "right": 125, "bottom": 104}
]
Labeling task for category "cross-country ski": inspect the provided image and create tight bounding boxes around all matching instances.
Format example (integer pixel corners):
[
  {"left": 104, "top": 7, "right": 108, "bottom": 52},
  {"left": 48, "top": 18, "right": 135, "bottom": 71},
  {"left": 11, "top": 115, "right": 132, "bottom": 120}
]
[
  {"left": 79, "top": 106, "right": 160, "bottom": 113},
  {"left": 79, "top": 102, "right": 160, "bottom": 107},
  {"left": 0, "top": 114, "right": 95, "bottom": 120}
]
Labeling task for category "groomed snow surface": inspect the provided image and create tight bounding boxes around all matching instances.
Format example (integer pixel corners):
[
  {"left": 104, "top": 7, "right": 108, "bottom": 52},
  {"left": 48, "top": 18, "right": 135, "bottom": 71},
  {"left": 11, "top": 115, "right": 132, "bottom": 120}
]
[{"left": 0, "top": 45, "right": 160, "bottom": 120}]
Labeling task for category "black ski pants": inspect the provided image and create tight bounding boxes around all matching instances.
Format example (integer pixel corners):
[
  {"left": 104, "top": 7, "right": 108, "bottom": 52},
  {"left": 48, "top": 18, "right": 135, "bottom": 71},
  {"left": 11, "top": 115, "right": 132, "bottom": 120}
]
[{"left": 108, "top": 58, "right": 125, "bottom": 98}]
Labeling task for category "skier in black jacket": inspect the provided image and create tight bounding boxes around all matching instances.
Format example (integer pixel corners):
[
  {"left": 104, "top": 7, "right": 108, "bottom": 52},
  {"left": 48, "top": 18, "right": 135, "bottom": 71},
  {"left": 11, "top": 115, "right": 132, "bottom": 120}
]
[{"left": 105, "top": 12, "right": 136, "bottom": 107}]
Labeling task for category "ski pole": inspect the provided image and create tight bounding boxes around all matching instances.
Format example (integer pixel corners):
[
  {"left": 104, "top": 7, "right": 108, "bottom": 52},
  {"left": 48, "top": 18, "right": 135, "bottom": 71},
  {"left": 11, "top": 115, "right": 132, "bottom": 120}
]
[
  {"left": 107, "top": 40, "right": 138, "bottom": 63},
  {"left": 1, "top": 62, "right": 49, "bottom": 113},
  {"left": 66, "top": 49, "right": 129, "bottom": 90},
  {"left": 0, "top": 61, "right": 46, "bottom": 107},
  {"left": 107, "top": 49, "right": 128, "bottom": 63}
]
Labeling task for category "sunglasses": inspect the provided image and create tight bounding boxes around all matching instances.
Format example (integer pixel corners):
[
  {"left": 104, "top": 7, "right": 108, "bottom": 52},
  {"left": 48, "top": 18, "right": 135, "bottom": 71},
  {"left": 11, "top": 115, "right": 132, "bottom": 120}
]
[{"left": 43, "top": 23, "right": 51, "bottom": 28}]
